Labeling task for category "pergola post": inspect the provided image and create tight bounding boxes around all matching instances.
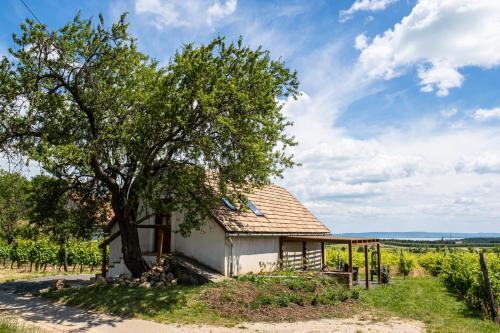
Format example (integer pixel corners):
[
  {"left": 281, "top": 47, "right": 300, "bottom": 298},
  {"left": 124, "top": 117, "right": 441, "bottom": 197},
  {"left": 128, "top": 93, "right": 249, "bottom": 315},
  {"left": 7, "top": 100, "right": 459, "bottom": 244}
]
[
  {"left": 348, "top": 241, "right": 353, "bottom": 272},
  {"left": 302, "top": 241, "right": 307, "bottom": 271},
  {"left": 377, "top": 242, "right": 381, "bottom": 283},
  {"left": 364, "top": 245, "right": 369, "bottom": 289},
  {"left": 157, "top": 226, "right": 164, "bottom": 262},
  {"left": 321, "top": 242, "right": 326, "bottom": 270},
  {"left": 279, "top": 237, "right": 284, "bottom": 269}
]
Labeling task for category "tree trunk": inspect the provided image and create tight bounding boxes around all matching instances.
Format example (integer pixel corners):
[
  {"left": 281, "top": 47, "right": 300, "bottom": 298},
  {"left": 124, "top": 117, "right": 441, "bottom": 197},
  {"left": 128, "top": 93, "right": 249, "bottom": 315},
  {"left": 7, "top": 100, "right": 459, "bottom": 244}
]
[
  {"left": 113, "top": 196, "right": 149, "bottom": 278},
  {"left": 118, "top": 214, "right": 149, "bottom": 277}
]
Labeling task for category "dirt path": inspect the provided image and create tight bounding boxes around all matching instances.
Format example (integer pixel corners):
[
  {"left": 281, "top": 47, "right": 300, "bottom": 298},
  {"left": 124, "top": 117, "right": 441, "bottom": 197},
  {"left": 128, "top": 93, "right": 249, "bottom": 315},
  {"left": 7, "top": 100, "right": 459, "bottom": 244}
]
[
  {"left": 0, "top": 289, "right": 424, "bottom": 333},
  {"left": 0, "top": 274, "right": 93, "bottom": 294}
]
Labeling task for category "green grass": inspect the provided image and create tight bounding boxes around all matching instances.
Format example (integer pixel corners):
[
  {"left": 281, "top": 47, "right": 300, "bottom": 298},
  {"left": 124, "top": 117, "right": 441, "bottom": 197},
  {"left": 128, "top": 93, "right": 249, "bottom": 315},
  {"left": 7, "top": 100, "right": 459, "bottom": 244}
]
[
  {"left": 42, "top": 273, "right": 359, "bottom": 324},
  {"left": 360, "top": 276, "right": 499, "bottom": 333},
  {"left": 0, "top": 318, "right": 40, "bottom": 333},
  {"left": 42, "top": 282, "right": 232, "bottom": 326},
  {"left": 40, "top": 273, "right": 500, "bottom": 331}
]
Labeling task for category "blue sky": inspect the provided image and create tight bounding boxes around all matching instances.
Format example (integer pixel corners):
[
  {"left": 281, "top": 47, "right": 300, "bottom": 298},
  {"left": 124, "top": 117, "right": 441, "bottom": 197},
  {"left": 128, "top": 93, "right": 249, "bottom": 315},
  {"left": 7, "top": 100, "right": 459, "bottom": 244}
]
[{"left": 2, "top": 0, "right": 500, "bottom": 233}]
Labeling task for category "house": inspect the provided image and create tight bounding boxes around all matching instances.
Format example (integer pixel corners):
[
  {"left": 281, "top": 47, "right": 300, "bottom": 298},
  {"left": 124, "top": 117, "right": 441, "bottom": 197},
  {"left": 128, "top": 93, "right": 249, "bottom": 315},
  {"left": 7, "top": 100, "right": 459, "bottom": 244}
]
[{"left": 106, "top": 184, "right": 332, "bottom": 277}]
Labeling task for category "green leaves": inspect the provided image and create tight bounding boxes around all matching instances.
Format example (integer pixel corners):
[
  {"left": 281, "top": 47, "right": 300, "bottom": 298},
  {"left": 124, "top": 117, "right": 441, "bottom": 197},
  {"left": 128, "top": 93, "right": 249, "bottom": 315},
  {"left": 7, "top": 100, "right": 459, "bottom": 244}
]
[
  {"left": 1, "top": 13, "right": 299, "bottom": 270},
  {"left": 0, "top": 171, "right": 30, "bottom": 244},
  {"left": 419, "top": 251, "right": 500, "bottom": 315},
  {"left": 398, "top": 250, "right": 415, "bottom": 279}
]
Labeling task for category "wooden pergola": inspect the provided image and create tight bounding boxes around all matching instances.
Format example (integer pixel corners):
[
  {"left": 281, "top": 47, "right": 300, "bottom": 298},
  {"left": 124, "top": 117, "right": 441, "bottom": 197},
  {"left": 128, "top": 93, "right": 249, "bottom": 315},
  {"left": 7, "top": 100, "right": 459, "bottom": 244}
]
[{"left": 279, "top": 235, "right": 381, "bottom": 289}]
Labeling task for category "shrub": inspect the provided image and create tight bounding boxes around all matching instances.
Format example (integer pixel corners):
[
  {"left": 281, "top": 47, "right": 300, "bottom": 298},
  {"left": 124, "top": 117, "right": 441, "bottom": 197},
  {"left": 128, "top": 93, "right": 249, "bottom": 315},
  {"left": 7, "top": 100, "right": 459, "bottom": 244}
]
[{"left": 398, "top": 250, "right": 415, "bottom": 279}]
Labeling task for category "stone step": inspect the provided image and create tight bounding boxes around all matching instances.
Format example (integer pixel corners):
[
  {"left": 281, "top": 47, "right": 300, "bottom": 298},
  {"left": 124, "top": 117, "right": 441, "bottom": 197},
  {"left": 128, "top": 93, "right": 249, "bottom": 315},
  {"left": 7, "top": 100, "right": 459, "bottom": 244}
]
[{"left": 172, "top": 254, "right": 227, "bottom": 284}]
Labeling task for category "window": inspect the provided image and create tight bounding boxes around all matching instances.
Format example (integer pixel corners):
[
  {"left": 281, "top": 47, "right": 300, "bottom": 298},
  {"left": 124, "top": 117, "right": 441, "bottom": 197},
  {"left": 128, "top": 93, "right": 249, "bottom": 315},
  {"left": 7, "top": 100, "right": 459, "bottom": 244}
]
[
  {"left": 245, "top": 199, "right": 264, "bottom": 216},
  {"left": 222, "top": 197, "right": 236, "bottom": 211}
]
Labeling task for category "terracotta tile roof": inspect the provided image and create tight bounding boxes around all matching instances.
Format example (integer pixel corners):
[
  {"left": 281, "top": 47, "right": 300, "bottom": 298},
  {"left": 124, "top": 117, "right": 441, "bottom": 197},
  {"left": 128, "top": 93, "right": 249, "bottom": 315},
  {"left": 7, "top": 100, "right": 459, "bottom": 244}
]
[{"left": 214, "top": 184, "right": 331, "bottom": 234}]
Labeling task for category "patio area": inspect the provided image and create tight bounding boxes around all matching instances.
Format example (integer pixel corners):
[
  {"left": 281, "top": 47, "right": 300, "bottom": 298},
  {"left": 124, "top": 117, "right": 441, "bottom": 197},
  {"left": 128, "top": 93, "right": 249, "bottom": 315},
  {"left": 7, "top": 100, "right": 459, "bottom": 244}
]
[{"left": 279, "top": 235, "right": 381, "bottom": 289}]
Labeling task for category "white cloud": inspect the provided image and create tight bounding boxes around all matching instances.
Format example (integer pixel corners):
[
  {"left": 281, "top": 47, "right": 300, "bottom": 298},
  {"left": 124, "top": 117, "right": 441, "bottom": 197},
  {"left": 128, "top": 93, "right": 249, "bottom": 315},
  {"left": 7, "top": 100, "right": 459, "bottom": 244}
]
[
  {"left": 207, "top": 0, "right": 237, "bottom": 26},
  {"left": 354, "top": 34, "right": 368, "bottom": 50},
  {"left": 279, "top": 86, "right": 500, "bottom": 232},
  {"left": 456, "top": 153, "right": 500, "bottom": 174},
  {"left": 472, "top": 107, "right": 500, "bottom": 121},
  {"left": 357, "top": 0, "right": 500, "bottom": 96},
  {"left": 340, "top": 0, "right": 397, "bottom": 22},
  {"left": 440, "top": 107, "right": 458, "bottom": 118},
  {"left": 134, "top": 0, "right": 237, "bottom": 29}
]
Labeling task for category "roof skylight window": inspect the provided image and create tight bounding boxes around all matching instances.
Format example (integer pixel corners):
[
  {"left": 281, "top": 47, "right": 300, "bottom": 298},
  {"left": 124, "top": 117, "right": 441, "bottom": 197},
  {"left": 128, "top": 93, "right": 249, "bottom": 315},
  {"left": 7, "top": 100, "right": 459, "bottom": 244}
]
[
  {"left": 245, "top": 199, "right": 264, "bottom": 216},
  {"left": 222, "top": 197, "right": 236, "bottom": 211}
]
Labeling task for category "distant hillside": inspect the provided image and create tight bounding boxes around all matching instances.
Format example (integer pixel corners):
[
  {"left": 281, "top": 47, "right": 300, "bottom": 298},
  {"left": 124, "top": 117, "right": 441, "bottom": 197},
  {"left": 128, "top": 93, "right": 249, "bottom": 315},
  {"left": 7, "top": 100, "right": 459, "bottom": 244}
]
[{"left": 337, "top": 231, "right": 500, "bottom": 239}]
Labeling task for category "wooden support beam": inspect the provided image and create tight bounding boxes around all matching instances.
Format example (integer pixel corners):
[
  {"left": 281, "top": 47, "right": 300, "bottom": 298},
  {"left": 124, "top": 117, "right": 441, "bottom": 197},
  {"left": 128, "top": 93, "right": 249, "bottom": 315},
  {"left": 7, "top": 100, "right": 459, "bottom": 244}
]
[
  {"left": 348, "top": 241, "right": 353, "bottom": 272},
  {"left": 157, "top": 228, "right": 164, "bottom": 262},
  {"left": 98, "top": 231, "right": 120, "bottom": 248},
  {"left": 302, "top": 241, "right": 307, "bottom": 271},
  {"left": 321, "top": 242, "right": 326, "bottom": 270},
  {"left": 480, "top": 252, "right": 499, "bottom": 323},
  {"left": 101, "top": 245, "right": 107, "bottom": 278},
  {"left": 364, "top": 245, "right": 369, "bottom": 289},
  {"left": 279, "top": 237, "right": 284, "bottom": 269},
  {"left": 377, "top": 243, "right": 381, "bottom": 283}
]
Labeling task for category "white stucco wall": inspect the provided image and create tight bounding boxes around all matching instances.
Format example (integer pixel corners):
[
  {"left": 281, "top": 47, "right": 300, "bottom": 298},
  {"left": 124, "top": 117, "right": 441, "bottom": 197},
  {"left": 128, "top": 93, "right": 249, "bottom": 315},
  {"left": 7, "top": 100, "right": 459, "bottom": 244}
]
[
  {"left": 171, "top": 212, "right": 226, "bottom": 274},
  {"left": 229, "top": 237, "right": 279, "bottom": 276}
]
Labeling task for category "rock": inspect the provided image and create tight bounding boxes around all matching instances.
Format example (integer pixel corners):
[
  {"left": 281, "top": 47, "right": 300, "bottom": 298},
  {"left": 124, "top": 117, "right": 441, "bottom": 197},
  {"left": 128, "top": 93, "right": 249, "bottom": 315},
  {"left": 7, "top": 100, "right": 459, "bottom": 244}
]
[
  {"left": 139, "top": 282, "right": 151, "bottom": 289},
  {"left": 171, "top": 279, "right": 177, "bottom": 286},
  {"left": 106, "top": 277, "right": 115, "bottom": 283},
  {"left": 156, "top": 281, "right": 165, "bottom": 288},
  {"left": 140, "top": 276, "right": 148, "bottom": 283},
  {"left": 54, "top": 279, "right": 65, "bottom": 291},
  {"left": 166, "top": 272, "right": 174, "bottom": 282}
]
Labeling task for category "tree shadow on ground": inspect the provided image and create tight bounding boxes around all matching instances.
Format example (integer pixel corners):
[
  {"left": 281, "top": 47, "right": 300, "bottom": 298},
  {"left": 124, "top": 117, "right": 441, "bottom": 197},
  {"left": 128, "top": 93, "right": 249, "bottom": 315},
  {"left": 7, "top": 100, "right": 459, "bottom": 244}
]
[
  {"left": 0, "top": 289, "right": 123, "bottom": 332},
  {"left": 48, "top": 283, "right": 200, "bottom": 318}
]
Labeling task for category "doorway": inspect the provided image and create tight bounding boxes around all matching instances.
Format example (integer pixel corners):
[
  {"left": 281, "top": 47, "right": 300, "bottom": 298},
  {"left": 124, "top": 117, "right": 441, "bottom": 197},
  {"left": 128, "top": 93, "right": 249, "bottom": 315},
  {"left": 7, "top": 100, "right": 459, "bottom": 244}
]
[{"left": 154, "top": 214, "right": 171, "bottom": 253}]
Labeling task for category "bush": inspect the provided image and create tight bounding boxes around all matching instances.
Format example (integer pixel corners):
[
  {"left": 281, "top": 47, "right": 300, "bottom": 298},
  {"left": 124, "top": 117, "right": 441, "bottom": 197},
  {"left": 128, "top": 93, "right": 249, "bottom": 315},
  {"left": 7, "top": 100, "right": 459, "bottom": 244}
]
[{"left": 398, "top": 250, "right": 416, "bottom": 279}]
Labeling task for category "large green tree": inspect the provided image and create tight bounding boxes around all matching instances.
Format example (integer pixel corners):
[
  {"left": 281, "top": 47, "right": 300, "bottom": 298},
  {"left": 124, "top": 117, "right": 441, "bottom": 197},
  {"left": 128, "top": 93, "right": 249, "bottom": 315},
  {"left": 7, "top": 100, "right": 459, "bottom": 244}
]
[{"left": 0, "top": 14, "right": 298, "bottom": 276}]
